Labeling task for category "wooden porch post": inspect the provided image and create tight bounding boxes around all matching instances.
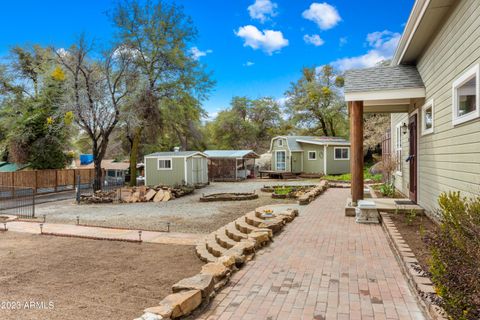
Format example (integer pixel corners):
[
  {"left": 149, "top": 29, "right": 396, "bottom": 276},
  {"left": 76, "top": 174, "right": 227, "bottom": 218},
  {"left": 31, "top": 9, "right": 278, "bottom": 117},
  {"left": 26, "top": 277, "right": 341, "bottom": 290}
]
[{"left": 350, "top": 101, "right": 364, "bottom": 205}]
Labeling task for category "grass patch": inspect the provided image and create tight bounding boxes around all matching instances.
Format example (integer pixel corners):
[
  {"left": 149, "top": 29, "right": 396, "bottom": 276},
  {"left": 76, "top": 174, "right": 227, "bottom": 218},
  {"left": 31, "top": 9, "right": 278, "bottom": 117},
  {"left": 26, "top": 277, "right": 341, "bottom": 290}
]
[
  {"left": 273, "top": 186, "right": 293, "bottom": 195},
  {"left": 323, "top": 165, "right": 382, "bottom": 182}
]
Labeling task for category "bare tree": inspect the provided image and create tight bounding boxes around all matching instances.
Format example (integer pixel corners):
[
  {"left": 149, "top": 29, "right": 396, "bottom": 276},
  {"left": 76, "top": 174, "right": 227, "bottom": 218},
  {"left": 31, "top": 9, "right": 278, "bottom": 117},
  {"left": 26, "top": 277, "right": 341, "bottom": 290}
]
[{"left": 56, "top": 36, "right": 135, "bottom": 190}]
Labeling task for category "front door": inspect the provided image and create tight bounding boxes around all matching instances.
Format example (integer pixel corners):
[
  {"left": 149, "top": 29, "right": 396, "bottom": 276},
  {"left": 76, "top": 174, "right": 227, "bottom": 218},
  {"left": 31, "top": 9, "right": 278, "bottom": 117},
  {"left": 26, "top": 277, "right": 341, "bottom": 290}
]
[
  {"left": 408, "top": 114, "right": 418, "bottom": 202},
  {"left": 276, "top": 151, "right": 286, "bottom": 171}
]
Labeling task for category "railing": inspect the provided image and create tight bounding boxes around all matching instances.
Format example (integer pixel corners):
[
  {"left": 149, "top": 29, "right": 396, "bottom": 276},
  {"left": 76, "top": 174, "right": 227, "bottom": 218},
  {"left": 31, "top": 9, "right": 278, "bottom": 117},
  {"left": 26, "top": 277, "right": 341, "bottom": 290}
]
[{"left": 0, "top": 186, "right": 35, "bottom": 218}]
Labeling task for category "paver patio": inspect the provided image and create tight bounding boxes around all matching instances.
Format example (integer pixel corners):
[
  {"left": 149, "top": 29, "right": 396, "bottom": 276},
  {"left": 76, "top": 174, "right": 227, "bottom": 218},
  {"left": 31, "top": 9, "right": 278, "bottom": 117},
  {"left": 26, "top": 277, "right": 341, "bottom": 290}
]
[{"left": 197, "top": 188, "right": 426, "bottom": 320}]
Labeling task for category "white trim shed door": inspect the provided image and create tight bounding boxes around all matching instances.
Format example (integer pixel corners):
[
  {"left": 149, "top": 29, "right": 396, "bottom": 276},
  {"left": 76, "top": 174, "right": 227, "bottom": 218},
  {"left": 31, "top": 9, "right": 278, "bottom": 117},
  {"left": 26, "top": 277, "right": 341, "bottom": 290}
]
[{"left": 276, "top": 151, "right": 286, "bottom": 171}]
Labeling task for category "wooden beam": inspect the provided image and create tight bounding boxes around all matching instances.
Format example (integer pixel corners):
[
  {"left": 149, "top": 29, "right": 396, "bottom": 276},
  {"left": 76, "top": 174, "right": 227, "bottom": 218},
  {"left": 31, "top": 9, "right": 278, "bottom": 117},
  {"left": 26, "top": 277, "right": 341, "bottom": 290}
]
[{"left": 350, "top": 100, "right": 364, "bottom": 205}]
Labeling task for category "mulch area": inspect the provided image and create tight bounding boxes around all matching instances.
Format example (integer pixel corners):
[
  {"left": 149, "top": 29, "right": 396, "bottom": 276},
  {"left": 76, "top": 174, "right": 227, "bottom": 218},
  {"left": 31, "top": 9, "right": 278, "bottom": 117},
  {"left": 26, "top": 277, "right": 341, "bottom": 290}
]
[
  {"left": 388, "top": 213, "right": 439, "bottom": 271},
  {"left": 0, "top": 232, "right": 203, "bottom": 320}
]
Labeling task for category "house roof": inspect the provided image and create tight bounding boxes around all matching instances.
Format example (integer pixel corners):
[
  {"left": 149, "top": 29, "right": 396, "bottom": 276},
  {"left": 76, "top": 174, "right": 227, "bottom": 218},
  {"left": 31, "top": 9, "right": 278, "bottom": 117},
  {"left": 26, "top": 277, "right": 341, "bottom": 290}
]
[
  {"left": 0, "top": 163, "right": 29, "bottom": 172},
  {"left": 74, "top": 159, "right": 130, "bottom": 170},
  {"left": 345, "top": 65, "right": 424, "bottom": 93},
  {"left": 145, "top": 151, "right": 206, "bottom": 158},
  {"left": 273, "top": 136, "right": 350, "bottom": 152},
  {"left": 204, "top": 150, "right": 259, "bottom": 159}
]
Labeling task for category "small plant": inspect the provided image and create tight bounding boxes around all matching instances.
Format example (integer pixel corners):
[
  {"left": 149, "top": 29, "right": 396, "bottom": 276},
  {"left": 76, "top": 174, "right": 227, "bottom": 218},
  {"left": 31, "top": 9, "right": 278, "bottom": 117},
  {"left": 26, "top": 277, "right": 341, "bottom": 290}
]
[
  {"left": 405, "top": 209, "right": 417, "bottom": 225},
  {"left": 379, "top": 182, "right": 396, "bottom": 198},
  {"left": 426, "top": 191, "right": 480, "bottom": 320},
  {"left": 273, "top": 186, "right": 293, "bottom": 195}
]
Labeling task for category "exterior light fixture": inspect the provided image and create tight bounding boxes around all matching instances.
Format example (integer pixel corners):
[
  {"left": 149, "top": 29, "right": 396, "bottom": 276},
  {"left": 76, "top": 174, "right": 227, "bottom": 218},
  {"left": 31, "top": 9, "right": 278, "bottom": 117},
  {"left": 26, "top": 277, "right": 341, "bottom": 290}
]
[{"left": 401, "top": 122, "right": 408, "bottom": 135}]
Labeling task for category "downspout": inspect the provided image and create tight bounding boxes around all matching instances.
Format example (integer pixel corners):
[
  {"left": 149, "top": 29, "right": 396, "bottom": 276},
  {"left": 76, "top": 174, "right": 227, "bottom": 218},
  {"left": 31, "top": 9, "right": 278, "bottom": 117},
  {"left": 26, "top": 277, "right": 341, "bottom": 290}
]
[{"left": 324, "top": 145, "right": 328, "bottom": 175}]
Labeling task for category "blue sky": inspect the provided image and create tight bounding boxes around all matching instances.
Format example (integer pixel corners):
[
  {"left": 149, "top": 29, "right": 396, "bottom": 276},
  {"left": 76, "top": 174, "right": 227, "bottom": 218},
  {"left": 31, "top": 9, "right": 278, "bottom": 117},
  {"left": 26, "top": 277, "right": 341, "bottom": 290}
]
[{"left": 0, "top": 0, "right": 414, "bottom": 118}]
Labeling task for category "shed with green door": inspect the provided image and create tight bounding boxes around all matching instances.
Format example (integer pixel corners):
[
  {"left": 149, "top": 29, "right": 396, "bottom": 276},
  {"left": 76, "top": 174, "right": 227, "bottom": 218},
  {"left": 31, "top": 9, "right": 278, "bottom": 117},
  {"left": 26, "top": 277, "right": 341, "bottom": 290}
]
[{"left": 144, "top": 151, "right": 208, "bottom": 187}]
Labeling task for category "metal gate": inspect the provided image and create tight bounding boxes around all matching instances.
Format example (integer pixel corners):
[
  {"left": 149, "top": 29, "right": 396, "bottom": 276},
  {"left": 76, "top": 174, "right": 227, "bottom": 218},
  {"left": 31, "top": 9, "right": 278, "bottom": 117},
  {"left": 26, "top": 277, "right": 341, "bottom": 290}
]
[{"left": 0, "top": 186, "right": 35, "bottom": 218}]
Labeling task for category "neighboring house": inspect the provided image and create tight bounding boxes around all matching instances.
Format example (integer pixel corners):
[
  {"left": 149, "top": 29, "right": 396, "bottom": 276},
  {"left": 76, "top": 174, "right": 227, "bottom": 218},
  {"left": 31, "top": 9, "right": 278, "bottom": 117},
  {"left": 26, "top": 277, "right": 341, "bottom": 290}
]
[
  {"left": 204, "top": 150, "right": 259, "bottom": 181},
  {"left": 268, "top": 136, "right": 351, "bottom": 175},
  {"left": 144, "top": 151, "right": 208, "bottom": 187},
  {"left": 0, "top": 162, "right": 29, "bottom": 172},
  {"left": 73, "top": 158, "right": 130, "bottom": 184},
  {"left": 344, "top": 0, "right": 480, "bottom": 215}
]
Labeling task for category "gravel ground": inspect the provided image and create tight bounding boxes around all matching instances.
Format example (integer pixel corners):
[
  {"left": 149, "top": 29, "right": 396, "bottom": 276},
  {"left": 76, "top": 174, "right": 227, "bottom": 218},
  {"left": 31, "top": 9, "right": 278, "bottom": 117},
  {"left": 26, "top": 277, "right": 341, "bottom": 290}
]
[{"left": 35, "top": 179, "right": 319, "bottom": 234}]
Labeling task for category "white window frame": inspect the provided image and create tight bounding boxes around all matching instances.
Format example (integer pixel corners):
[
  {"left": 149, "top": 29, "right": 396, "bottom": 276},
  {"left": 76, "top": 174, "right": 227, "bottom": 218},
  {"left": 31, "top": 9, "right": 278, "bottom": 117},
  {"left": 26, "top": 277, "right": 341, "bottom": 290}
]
[
  {"left": 277, "top": 139, "right": 284, "bottom": 146},
  {"left": 275, "top": 151, "right": 286, "bottom": 171},
  {"left": 333, "top": 147, "right": 350, "bottom": 160},
  {"left": 308, "top": 151, "right": 317, "bottom": 160},
  {"left": 421, "top": 99, "right": 434, "bottom": 136},
  {"left": 395, "top": 123, "right": 403, "bottom": 176},
  {"left": 157, "top": 158, "right": 173, "bottom": 170},
  {"left": 452, "top": 64, "right": 480, "bottom": 126}
]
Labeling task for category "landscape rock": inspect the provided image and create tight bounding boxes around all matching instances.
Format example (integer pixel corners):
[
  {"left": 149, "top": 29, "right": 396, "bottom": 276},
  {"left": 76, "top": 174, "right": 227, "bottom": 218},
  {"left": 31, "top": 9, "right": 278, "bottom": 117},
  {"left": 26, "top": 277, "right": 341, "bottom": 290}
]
[
  {"left": 162, "top": 190, "right": 172, "bottom": 202},
  {"left": 135, "top": 312, "right": 164, "bottom": 320},
  {"left": 172, "top": 274, "right": 214, "bottom": 298},
  {"left": 152, "top": 289, "right": 202, "bottom": 319},
  {"left": 201, "top": 262, "right": 230, "bottom": 281},
  {"left": 248, "top": 229, "right": 272, "bottom": 246},
  {"left": 153, "top": 189, "right": 165, "bottom": 202},
  {"left": 216, "top": 255, "right": 236, "bottom": 268},
  {"left": 145, "top": 189, "right": 157, "bottom": 201}
]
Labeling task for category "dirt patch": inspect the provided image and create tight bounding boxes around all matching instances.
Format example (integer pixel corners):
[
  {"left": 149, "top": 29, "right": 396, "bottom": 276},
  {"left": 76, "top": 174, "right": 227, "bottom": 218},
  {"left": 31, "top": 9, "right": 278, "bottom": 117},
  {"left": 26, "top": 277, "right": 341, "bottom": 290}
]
[
  {"left": 0, "top": 232, "right": 203, "bottom": 320},
  {"left": 388, "top": 213, "right": 439, "bottom": 271}
]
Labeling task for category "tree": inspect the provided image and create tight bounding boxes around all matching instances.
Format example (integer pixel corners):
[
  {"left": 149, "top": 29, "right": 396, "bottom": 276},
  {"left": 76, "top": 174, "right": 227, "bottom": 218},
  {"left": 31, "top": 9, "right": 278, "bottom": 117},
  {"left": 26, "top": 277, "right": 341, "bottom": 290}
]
[
  {"left": 364, "top": 113, "right": 390, "bottom": 152},
  {"left": 57, "top": 36, "right": 135, "bottom": 190},
  {"left": 285, "top": 65, "right": 347, "bottom": 137},
  {"left": 111, "top": 0, "right": 214, "bottom": 186}
]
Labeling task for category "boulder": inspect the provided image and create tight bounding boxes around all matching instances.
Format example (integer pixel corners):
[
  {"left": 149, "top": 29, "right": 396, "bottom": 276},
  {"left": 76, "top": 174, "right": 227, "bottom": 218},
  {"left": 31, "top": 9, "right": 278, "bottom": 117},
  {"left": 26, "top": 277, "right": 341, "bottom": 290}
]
[
  {"left": 153, "top": 190, "right": 165, "bottom": 202},
  {"left": 201, "top": 262, "right": 230, "bottom": 282},
  {"left": 148, "top": 289, "right": 202, "bottom": 319},
  {"left": 248, "top": 229, "right": 272, "bottom": 246},
  {"left": 162, "top": 190, "right": 172, "bottom": 202},
  {"left": 172, "top": 273, "right": 214, "bottom": 298},
  {"left": 217, "top": 255, "right": 236, "bottom": 268},
  {"left": 134, "top": 312, "right": 163, "bottom": 320}
]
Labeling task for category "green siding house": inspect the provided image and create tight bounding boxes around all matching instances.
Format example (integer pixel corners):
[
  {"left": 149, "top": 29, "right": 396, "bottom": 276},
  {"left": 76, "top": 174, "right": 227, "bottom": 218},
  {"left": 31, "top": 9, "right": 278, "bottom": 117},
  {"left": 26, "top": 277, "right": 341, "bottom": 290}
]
[
  {"left": 269, "top": 136, "right": 351, "bottom": 175},
  {"left": 144, "top": 151, "right": 208, "bottom": 187}
]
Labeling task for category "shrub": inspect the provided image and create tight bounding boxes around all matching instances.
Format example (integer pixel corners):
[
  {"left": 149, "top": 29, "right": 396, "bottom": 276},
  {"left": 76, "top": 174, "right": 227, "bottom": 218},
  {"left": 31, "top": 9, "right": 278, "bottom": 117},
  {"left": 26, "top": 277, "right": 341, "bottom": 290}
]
[
  {"left": 379, "top": 183, "right": 396, "bottom": 198},
  {"left": 426, "top": 191, "right": 480, "bottom": 320}
]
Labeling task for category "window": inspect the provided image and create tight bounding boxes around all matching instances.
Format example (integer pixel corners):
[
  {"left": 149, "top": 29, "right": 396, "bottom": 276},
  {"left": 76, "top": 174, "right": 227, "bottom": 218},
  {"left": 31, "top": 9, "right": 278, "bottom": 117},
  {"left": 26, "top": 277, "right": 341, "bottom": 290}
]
[
  {"left": 308, "top": 151, "right": 317, "bottom": 160},
  {"left": 452, "top": 64, "right": 479, "bottom": 125},
  {"left": 158, "top": 158, "right": 172, "bottom": 170},
  {"left": 334, "top": 147, "right": 349, "bottom": 160},
  {"left": 395, "top": 124, "right": 403, "bottom": 175},
  {"left": 421, "top": 99, "right": 434, "bottom": 135},
  {"left": 278, "top": 139, "right": 284, "bottom": 146}
]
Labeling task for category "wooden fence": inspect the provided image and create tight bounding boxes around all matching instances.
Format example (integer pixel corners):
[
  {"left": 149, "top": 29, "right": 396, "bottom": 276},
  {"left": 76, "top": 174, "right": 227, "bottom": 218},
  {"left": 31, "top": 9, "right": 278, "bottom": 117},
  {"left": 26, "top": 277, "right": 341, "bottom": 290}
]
[{"left": 0, "top": 169, "right": 97, "bottom": 194}]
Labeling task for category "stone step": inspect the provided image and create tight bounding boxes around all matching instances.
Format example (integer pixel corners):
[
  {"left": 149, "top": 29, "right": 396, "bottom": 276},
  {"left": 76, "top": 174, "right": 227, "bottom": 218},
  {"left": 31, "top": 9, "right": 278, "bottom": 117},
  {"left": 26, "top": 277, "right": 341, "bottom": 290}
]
[
  {"left": 215, "top": 228, "right": 239, "bottom": 249},
  {"left": 245, "top": 211, "right": 268, "bottom": 227},
  {"left": 235, "top": 217, "right": 267, "bottom": 234},
  {"left": 225, "top": 222, "right": 249, "bottom": 242},
  {"left": 205, "top": 235, "right": 227, "bottom": 257},
  {"left": 195, "top": 243, "right": 217, "bottom": 263}
]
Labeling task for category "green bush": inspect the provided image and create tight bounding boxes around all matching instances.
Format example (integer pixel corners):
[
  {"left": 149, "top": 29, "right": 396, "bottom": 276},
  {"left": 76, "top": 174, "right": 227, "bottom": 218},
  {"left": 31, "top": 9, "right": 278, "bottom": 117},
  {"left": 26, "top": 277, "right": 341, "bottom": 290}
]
[
  {"left": 379, "top": 183, "right": 395, "bottom": 198},
  {"left": 427, "top": 191, "right": 480, "bottom": 320}
]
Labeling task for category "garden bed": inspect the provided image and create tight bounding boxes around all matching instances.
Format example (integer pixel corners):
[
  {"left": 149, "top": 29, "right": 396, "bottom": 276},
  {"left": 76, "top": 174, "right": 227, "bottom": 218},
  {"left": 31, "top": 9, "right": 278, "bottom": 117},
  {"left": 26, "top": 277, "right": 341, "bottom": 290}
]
[{"left": 199, "top": 192, "right": 258, "bottom": 202}]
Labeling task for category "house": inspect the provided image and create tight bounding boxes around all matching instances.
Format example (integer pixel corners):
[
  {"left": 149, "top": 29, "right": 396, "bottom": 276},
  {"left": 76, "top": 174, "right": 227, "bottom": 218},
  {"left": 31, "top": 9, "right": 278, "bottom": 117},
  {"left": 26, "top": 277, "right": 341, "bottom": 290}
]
[
  {"left": 268, "top": 136, "right": 351, "bottom": 175},
  {"left": 204, "top": 150, "right": 259, "bottom": 181},
  {"left": 0, "top": 162, "right": 29, "bottom": 172},
  {"left": 73, "top": 157, "right": 129, "bottom": 184},
  {"left": 344, "top": 0, "right": 480, "bottom": 216},
  {"left": 144, "top": 151, "right": 208, "bottom": 187}
]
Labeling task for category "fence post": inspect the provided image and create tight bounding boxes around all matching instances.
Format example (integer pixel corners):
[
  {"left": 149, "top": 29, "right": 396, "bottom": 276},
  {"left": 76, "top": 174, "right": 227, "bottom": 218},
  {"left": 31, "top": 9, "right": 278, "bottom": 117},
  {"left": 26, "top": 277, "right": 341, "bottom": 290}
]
[
  {"left": 73, "top": 170, "right": 76, "bottom": 190},
  {"left": 76, "top": 174, "right": 81, "bottom": 204},
  {"left": 35, "top": 170, "right": 38, "bottom": 194},
  {"left": 11, "top": 173, "right": 15, "bottom": 197},
  {"left": 32, "top": 188, "right": 35, "bottom": 218},
  {"left": 55, "top": 170, "right": 58, "bottom": 192}
]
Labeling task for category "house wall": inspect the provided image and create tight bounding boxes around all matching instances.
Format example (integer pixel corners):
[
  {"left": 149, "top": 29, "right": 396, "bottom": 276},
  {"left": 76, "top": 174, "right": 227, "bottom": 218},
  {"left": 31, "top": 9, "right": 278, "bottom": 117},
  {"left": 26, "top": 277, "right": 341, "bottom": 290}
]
[
  {"left": 145, "top": 157, "right": 186, "bottom": 186},
  {"left": 271, "top": 137, "right": 290, "bottom": 172},
  {"left": 326, "top": 146, "right": 351, "bottom": 175},
  {"left": 394, "top": 0, "right": 480, "bottom": 215},
  {"left": 391, "top": 113, "right": 410, "bottom": 196},
  {"left": 291, "top": 152, "right": 303, "bottom": 173},
  {"left": 301, "top": 145, "right": 324, "bottom": 174}
]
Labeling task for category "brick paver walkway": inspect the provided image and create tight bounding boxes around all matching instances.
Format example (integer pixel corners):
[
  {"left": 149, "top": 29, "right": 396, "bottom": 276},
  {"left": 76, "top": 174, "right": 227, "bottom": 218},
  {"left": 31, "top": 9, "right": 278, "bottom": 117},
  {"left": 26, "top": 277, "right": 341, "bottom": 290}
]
[
  {"left": 198, "top": 188, "right": 426, "bottom": 320},
  {"left": 5, "top": 221, "right": 203, "bottom": 245}
]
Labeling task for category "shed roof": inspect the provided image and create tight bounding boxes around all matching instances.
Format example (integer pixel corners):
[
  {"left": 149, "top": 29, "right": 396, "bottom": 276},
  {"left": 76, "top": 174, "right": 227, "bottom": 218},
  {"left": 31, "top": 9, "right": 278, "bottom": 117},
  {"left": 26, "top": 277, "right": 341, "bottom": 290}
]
[
  {"left": 74, "top": 159, "right": 130, "bottom": 170},
  {"left": 344, "top": 65, "right": 424, "bottom": 93},
  {"left": 204, "top": 150, "right": 259, "bottom": 159},
  {"left": 145, "top": 151, "right": 206, "bottom": 158},
  {"left": 0, "top": 163, "right": 29, "bottom": 172},
  {"left": 273, "top": 136, "right": 350, "bottom": 151}
]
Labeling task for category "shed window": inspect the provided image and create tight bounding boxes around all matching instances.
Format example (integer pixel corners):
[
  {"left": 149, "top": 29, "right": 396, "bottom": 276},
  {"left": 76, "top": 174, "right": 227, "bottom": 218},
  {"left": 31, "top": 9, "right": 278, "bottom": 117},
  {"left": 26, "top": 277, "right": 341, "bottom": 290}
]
[
  {"left": 421, "top": 99, "right": 434, "bottom": 135},
  {"left": 278, "top": 139, "right": 284, "bottom": 146},
  {"left": 452, "top": 64, "right": 479, "bottom": 125},
  {"left": 334, "top": 147, "right": 349, "bottom": 160},
  {"left": 308, "top": 151, "right": 316, "bottom": 160},
  {"left": 158, "top": 159, "right": 172, "bottom": 170}
]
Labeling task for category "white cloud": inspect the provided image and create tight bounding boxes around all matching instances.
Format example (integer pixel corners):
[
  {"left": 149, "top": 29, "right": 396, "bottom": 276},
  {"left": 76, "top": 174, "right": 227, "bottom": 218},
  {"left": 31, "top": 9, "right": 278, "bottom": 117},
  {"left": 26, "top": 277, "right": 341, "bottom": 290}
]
[
  {"left": 235, "top": 25, "right": 289, "bottom": 55},
  {"left": 302, "top": 2, "right": 341, "bottom": 30},
  {"left": 303, "top": 34, "right": 325, "bottom": 47},
  {"left": 189, "top": 47, "right": 212, "bottom": 60},
  {"left": 248, "top": 0, "right": 278, "bottom": 23},
  {"left": 56, "top": 48, "right": 69, "bottom": 57},
  {"left": 339, "top": 37, "right": 348, "bottom": 47},
  {"left": 332, "top": 30, "right": 401, "bottom": 71},
  {"left": 243, "top": 61, "right": 255, "bottom": 67}
]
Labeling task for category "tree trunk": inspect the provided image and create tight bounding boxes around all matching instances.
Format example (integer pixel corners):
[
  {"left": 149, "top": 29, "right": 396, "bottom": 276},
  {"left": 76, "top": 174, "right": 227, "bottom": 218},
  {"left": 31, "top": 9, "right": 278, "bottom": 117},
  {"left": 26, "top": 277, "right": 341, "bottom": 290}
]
[
  {"left": 93, "top": 157, "right": 103, "bottom": 191},
  {"left": 129, "top": 126, "right": 142, "bottom": 187}
]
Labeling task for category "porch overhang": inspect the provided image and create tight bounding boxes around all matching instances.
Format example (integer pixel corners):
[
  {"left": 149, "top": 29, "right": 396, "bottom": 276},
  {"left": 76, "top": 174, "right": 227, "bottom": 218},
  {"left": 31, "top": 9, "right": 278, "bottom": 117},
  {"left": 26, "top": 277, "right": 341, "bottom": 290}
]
[{"left": 344, "top": 65, "right": 425, "bottom": 113}]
